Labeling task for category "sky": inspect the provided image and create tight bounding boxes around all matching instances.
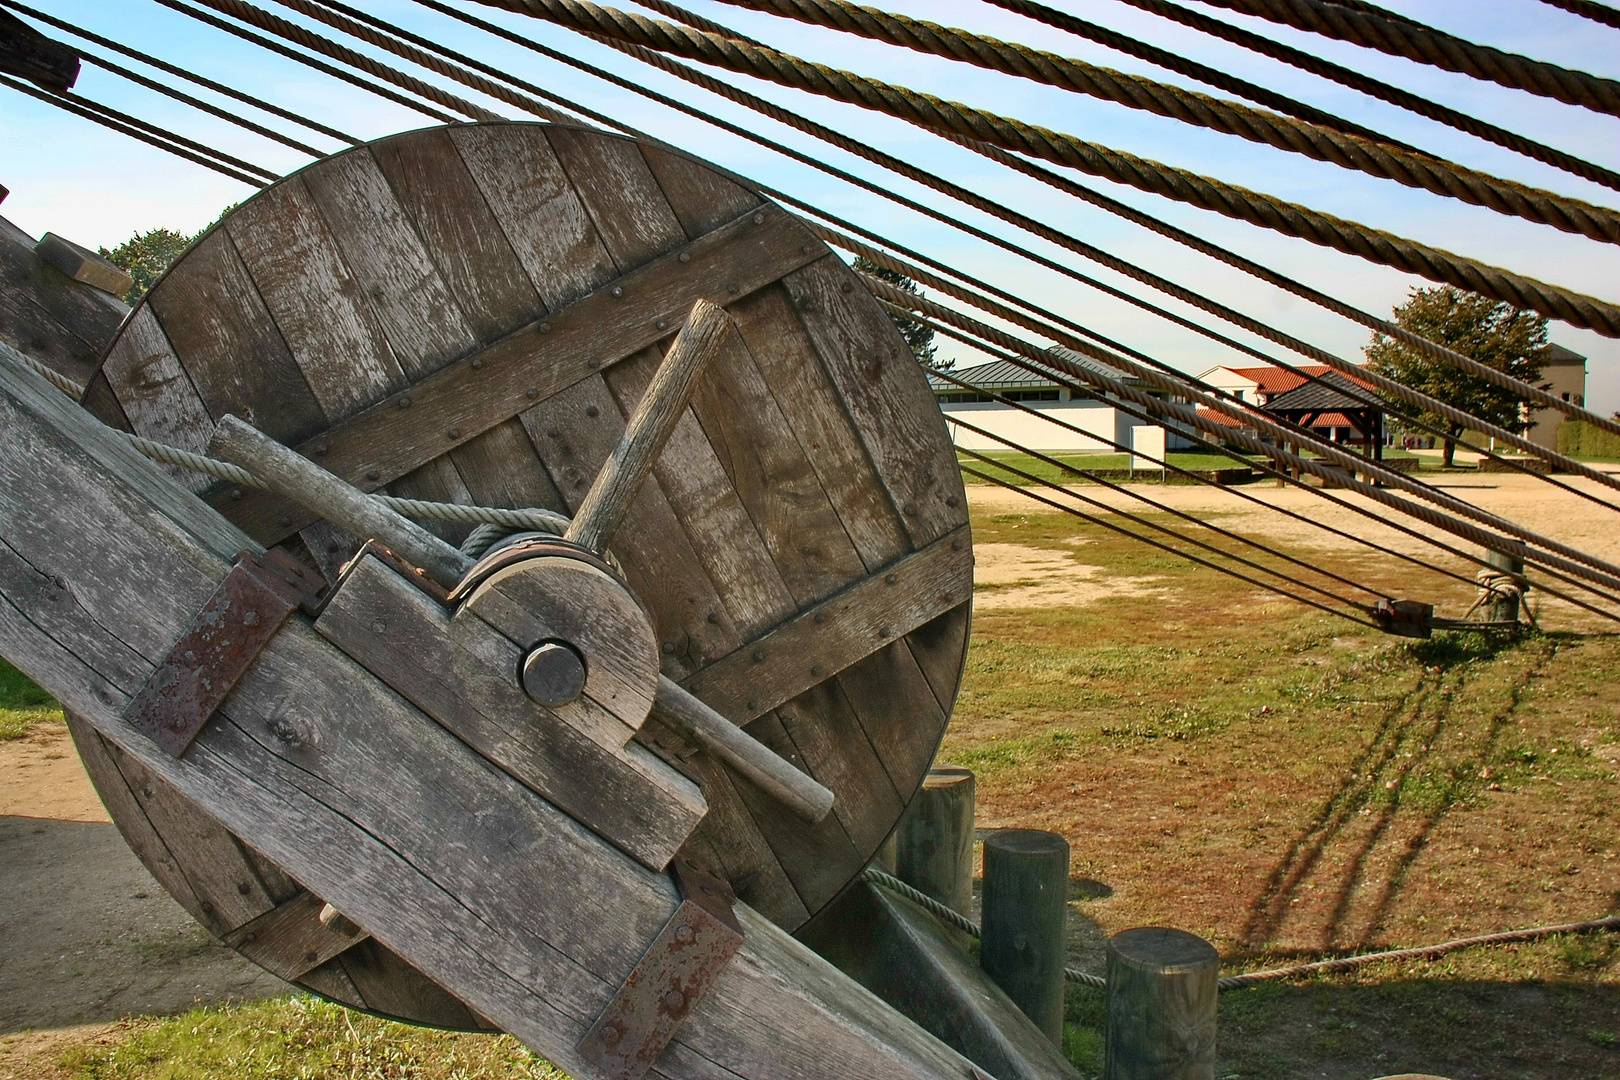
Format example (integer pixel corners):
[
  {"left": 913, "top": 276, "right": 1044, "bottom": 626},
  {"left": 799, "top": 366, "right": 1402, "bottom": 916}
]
[{"left": 2, "top": 0, "right": 1617, "bottom": 415}]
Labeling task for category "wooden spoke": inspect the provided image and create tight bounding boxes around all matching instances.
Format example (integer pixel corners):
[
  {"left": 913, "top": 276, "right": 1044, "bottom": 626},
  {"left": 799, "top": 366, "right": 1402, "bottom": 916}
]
[
  {"left": 223, "top": 891, "right": 368, "bottom": 982},
  {"left": 684, "top": 525, "right": 972, "bottom": 725},
  {"left": 566, "top": 298, "right": 735, "bottom": 554}
]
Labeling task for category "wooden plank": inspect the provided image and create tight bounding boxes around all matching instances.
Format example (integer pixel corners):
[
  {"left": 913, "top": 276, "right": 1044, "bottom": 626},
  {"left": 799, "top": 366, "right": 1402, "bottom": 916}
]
[
  {"left": 727, "top": 285, "right": 909, "bottom": 571},
  {"left": 297, "top": 954, "right": 369, "bottom": 1011},
  {"left": 225, "top": 176, "right": 406, "bottom": 420},
  {"left": 687, "top": 329, "right": 867, "bottom": 606},
  {"left": 209, "top": 205, "right": 824, "bottom": 545},
  {"left": 781, "top": 257, "right": 967, "bottom": 547},
  {"left": 147, "top": 227, "right": 326, "bottom": 443},
  {"left": 0, "top": 213, "right": 126, "bottom": 384},
  {"left": 775, "top": 679, "right": 903, "bottom": 859},
  {"left": 835, "top": 641, "right": 949, "bottom": 802},
  {"left": 0, "top": 538, "right": 150, "bottom": 691},
  {"left": 642, "top": 717, "right": 810, "bottom": 930},
  {"left": 520, "top": 375, "right": 741, "bottom": 675},
  {"left": 903, "top": 603, "right": 971, "bottom": 717},
  {"left": 605, "top": 344, "right": 796, "bottom": 639},
  {"left": 337, "top": 937, "right": 484, "bottom": 1030},
  {"left": 224, "top": 890, "right": 368, "bottom": 981},
  {"left": 447, "top": 417, "right": 566, "bottom": 515},
  {"left": 683, "top": 525, "right": 971, "bottom": 723},
  {"left": 448, "top": 124, "right": 616, "bottom": 308},
  {"left": 315, "top": 555, "right": 703, "bottom": 869},
  {"left": 35, "top": 232, "right": 133, "bottom": 298},
  {"left": 640, "top": 144, "right": 761, "bottom": 237},
  {"left": 77, "top": 372, "right": 131, "bottom": 432},
  {"left": 371, "top": 127, "right": 545, "bottom": 341},
  {"left": 733, "top": 711, "right": 864, "bottom": 913},
  {"left": 301, "top": 148, "right": 478, "bottom": 380},
  {"left": 100, "top": 306, "right": 215, "bottom": 492},
  {"left": 387, "top": 454, "right": 475, "bottom": 547},
  {"left": 550, "top": 127, "right": 687, "bottom": 272}
]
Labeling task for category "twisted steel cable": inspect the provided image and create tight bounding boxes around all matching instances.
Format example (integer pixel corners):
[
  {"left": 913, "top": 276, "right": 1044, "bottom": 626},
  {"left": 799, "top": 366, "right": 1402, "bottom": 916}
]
[
  {"left": 869, "top": 277, "right": 1620, "bottom": 596},
  {"left": 1196, "top": 0, "right": 1620, "bottom": 116},
  {"left": 265, "top": 0, "right": 570, "bottom": 121},
  {"left": 176, "top": 0, "right": 502, "bottom": 120},
  {"left": 478, "top": 0, "right": 1620, "bottom": 337},
  {"left": 153, "top": 0, "right": 460, "bottom": 121},
  {"left": 708, "top": 0, "right": 1620, "bottom": 246},
  {"left": 1540, "top": 0, "right": 1620, "bottom": 30},
  {"left": 1010, "top": 0, "right": 1620, "bottom": 193}
]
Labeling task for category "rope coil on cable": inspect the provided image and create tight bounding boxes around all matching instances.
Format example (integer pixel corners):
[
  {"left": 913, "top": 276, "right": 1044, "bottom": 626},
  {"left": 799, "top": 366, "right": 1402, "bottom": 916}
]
[
  {"left": 1196, "top": 0, "right": 1620, "bottom": 117},
  {"left": 710, "top": 0, "right": 1620, "bottom": 246},
  {"left": 485, "top": 0, "right": 1620, "bottom": 338}
]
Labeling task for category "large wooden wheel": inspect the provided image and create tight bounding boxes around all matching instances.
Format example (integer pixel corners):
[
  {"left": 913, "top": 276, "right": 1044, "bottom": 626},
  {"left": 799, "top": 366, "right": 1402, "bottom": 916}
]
[{"left": 72, "top": 122, "right": 972, "bottom": 1028}]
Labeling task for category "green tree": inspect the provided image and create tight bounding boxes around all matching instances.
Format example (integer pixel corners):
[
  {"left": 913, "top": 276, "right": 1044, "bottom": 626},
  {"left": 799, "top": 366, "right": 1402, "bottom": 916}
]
[
  {"left": 1364, "top": 286, "right": 1547, "bottom": 467},
  {"left": 99, "top": 227, "right": 193, "bottom": 304},
  {"left": 852, "top": 256, "right": 948, "bottom": 370}
]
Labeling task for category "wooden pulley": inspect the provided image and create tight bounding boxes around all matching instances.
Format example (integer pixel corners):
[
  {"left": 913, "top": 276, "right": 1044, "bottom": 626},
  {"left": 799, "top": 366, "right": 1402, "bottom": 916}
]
[{"left": 70, "top": 121, "right": 975, "bottom": 1033}]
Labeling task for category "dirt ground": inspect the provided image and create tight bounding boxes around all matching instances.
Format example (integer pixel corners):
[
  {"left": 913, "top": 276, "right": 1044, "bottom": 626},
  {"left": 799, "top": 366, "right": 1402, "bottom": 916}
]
[{"left": 1, "top": 467, "right": 1616, "bottom": 1078}]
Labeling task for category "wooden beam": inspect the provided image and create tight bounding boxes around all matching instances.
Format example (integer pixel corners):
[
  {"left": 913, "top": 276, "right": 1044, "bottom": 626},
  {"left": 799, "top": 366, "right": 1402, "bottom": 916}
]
[
  {"left": 208, "top": 205, "right": 826, "bottom": 545},
  {"left": 682, "top": 526, "right": 972, "bottom": 724},
  {"left": 34, "top": 233, "right": 132, "bottom": 298},
  {"left": 0, "top": 8, "right": 78, "bottom": 93}
]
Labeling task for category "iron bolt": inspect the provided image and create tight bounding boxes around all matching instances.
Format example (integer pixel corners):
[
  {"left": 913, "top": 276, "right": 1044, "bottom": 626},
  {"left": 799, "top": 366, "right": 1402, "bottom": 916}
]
[
  {"left": 674, "top": 924, "right": 695, "bottom": 944},
  {"left": 664, "top": 989, "right": 686, "bottom": 1010},
  {"left": 522, "top": 640, "right": 587, "bottom": 707}
]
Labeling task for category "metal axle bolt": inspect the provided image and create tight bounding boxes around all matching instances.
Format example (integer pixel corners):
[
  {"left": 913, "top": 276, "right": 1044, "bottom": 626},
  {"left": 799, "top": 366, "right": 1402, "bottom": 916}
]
[{"left": 521, "top": 640, "right": 587, "bottom": 707}]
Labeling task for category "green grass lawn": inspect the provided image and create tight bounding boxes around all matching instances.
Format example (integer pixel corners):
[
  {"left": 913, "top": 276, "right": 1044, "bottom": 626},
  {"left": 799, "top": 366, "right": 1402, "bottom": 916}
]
[
  {"left": 958, "top": 448, "right": 1423, "bottom": 486},
  {"left": 1, "top": 655, "right": 59, "bottom": 739}
]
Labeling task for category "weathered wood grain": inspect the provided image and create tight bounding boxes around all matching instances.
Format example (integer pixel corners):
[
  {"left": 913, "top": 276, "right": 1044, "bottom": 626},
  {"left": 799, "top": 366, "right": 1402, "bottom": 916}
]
[
  {"left": 640, "top": 144, "right": 761, "bottom": 237},
  {"left": 371, "top": 127, "right": 546, "bottom": 341},
  {"left": 781, "top": 258, "right": 966, "bottom": 548},
  {"left": 386, "top": 455, "right": 475, "bottom": 547},
  {"left": 317, "top": 554, "right": 701, "bottom": 868},
  {"left": 100, "top": 306, "right": 215, "bottom": 492},
  {"left": 449, "top": 124, "right": 616, "bottom": 308},
  {"left": 225, "top": 177, "right": 406, "bottom": 419},
  {"left": 208, "top": 205, "right": 822, "bottom": 545},
  {"left": 552, "top": 127, "right": 688, "bottom": 272},
  {"left": 224, "top": 890, "right": 367, "bottom": 981},
  {"left": 446, "top": 418, "right": 567, "bottom": 516},
  {"left": 902, "top": 604, "right": 972, "bottom": 718},
  {"left": 337, "top": 937, "right": 485, "bottom": 1030},
  {"left": 146, "top": 227, "right": 326, "bottom": 443},
  {"left": 0, "top": 213, "right": 126, "bottom": 385},
  {"left": 726, "top": 285, "right": 910, "bottom": 571},
  {"left": 775, "top": 679, "right": 901, "bottom": 858},
  {"left": 835, "top": 642, "right": 949, "bottom": 804},
  {"left": 0, "top": 346, "right": 978, "bottom": 1080},
  {"left": 521, "top": 374, "right": 740, "bottom": 675},
  {"left": 34, "top": 233, "right": 133, "bottom": 297},
  {"left": 301, "top": 148, "right": 478, "bottom": 380},
  {"left": 682, "top": 525, "right": 971, "bottom": 724}
]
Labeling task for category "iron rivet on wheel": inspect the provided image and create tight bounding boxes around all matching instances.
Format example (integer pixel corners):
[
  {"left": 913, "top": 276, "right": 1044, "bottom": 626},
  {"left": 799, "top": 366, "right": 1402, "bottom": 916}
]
[
  {"left": 752, "top": 213, "right": 764, "bottom": 225},
  {"left": 611, "top": 285, "right": 623, "bottom": 297},
  {"left": 679, "top": 251, "right": 690, "bottom": 263},
  {"left": 586, "top": 404, "right": 600, "bottom": 418},
  {"left": 447, "top": 428, "right": 460, "bottom": 439}
]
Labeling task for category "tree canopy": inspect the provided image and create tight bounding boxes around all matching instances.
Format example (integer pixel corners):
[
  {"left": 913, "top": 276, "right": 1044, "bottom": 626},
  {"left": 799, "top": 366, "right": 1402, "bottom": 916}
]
[
  {"left": 1364, "top": 286, "right": 1547, "bottom": 466},
  {"left": 852, "top": 256, "right": 948, "bottom": 370},
  {"left": 99, "top": 227, "right": 193, "bottom": 304}
]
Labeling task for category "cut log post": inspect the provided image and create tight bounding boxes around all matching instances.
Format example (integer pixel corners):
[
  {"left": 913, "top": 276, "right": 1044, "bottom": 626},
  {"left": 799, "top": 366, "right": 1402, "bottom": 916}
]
[
  {"left": 980, "top": 829, "right": 1069, "bottom": 1045},
  {"left": 566, "top": 298, "right": 734, "bottom": 554},
  {"left": 654, "top": 675, "right": 835, "bottom": 825},
  {"left": 1486, "top": 548, "right": 1525, "bottom": 623},
  {"left": 893, "top": 767, "right": 975, "bottom": 920},
  {"left": 209, "top": 414, "right": 473, "bottom": 590},
  {"left": 1103, "top": 927, "right": 1218, "bottom": 1080}
]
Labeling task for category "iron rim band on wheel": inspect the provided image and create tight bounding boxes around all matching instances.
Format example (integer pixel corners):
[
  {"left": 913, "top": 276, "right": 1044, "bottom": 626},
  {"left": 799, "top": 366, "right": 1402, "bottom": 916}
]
[{"left": 70, "top": 121, "right": 974, "bottom": 1032}]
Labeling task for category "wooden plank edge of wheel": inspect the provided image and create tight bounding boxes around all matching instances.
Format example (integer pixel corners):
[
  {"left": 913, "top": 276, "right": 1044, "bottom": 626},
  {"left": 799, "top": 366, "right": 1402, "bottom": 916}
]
[
  {"left": 210, "top": 204, "right": 827, "bottom": 546},
  {"left": 0, "top": 343, "right": 983, "bottom": 1080},
  {"left": 682, "top": 525, "right": 972, "bottom": 723},
  {"left": 315, "top": 553, "right": 704, "bottom": 871}
]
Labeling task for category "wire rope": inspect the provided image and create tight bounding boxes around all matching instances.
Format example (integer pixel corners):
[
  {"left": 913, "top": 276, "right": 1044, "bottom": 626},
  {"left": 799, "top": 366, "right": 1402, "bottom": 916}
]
[{"left": 1538, "top": 0, "right": 1620, "bottom": 30}]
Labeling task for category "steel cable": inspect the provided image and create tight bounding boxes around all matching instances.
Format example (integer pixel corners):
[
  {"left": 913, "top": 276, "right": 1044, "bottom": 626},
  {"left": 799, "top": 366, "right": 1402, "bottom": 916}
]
[
  {"left": 1539, "top": 0, "right": 1620, "bottom": 30},
  {"left": 1099, "top": 0, "right": 1620, "bottom": 193},
  {"left": 0, "top": 1, "right": 359, "bottom": 145},
  {"left": 473, "top": 0, "right": 1620, "bottom": 337},
  {"left": 708, "top": 0, "right": 1620, "bottom": 246},
  {"left": 610, "top": 0, "right": 1620, "bottom": 441},
  {"left": 1195, "top": 0, "right": 1620, "bottom": 116},
  {"left": 150, "top": 0, "right": 462, "bottom": 122},
  {"left": 0, "top": 73, "right": 271, "bottom": 186}
]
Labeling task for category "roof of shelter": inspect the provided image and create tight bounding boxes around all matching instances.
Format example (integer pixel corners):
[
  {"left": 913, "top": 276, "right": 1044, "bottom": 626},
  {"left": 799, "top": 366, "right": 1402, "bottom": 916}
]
[
  {"left": 925, "top": 347, "right": 1139, "bottom": 392},
  {"left": 1263, "top": 369, "right": 1384, "bottom": 414}
]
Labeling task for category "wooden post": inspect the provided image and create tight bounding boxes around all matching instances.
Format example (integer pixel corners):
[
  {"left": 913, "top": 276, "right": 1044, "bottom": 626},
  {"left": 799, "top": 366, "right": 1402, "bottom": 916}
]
[
  {"left": 1486, "top": 548, "right": 1524, "bottom": 623},
  {"left": 893, "top": 767, "right": 975, "bottom": 919},
  {"left": 1104, "top": 927, "right": 1218, "bottom": 1080},
  {"left": 980, "top": 829, "right": 1069, "bottom": 1045}
]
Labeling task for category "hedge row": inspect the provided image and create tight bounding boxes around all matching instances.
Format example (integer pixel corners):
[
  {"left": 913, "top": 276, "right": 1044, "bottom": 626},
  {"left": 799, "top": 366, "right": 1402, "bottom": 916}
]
[{"left": 1556, "top": 419, "right": 1620, "bottom": 460}]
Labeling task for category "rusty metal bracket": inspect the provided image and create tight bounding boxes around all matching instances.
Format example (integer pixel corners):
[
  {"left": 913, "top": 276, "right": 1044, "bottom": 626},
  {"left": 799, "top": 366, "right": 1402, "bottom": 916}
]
[
  {"left": 123, "top": 548, "right": 324, "bottom": 756},
  {"left": 339, "top": 538, "right": 452, "bottom": 604},
  {"left": 446, "top": 534, "right": 620, "bottom": 605},
  {"left": 577, "top": 859, "right": 744, "bottom": 1080}
]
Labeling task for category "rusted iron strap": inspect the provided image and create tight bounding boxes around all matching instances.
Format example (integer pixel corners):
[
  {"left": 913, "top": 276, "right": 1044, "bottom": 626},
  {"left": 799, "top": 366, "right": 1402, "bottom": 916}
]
[
  {"left": 123, "top": 548, "right": 325, "bottom": 756},
  {"left": 578, "top": 859, "right": 744, "bottom": 1080}
]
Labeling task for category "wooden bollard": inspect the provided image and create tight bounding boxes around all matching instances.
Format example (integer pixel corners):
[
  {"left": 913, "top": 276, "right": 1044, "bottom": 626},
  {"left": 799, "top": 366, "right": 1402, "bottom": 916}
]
[
  {"left": 1486, "top": 548, "right": 1525, "bottom": 623},
  {"left": 981, "top": 829, "right": 1069, "bottom": 1045},
  {"left": 894, "top": 767, "right": 976, "bottom": 919},
  {"left": 1104, "top": 927, "right": 1218, "bottom": 1080}
]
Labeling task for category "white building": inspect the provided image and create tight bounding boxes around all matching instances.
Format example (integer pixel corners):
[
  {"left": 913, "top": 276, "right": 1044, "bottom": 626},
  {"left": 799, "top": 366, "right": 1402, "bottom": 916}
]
[{"left": 929, "top": 349, "right": 1193, "bottom": 453}]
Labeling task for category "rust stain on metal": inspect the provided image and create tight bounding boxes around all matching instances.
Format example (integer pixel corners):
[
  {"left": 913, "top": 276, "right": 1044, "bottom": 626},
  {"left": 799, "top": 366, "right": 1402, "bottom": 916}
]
[
  {"left": 123, "top": 549, "right": 323, "bottom": 757},
  {"left": 577, "top": 860, "right": 743, "bottom": 1080}
]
